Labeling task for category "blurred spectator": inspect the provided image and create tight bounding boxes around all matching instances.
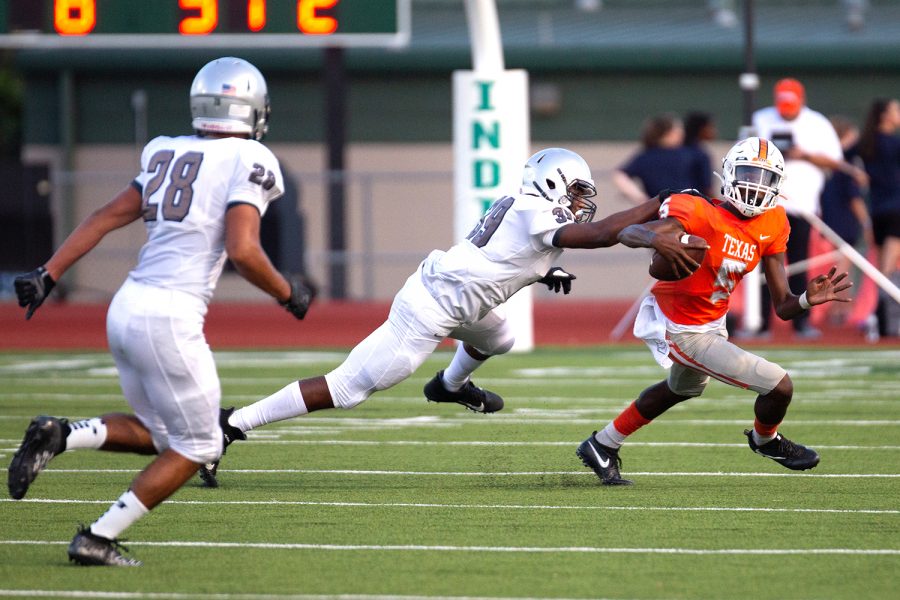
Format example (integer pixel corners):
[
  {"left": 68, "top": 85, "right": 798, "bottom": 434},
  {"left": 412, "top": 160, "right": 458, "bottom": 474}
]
[
  {"left": 857, "top": 97, "right": 900, "bottom": 336},
  {"left": 612, "top": 113, "right": 696, "bottom": 205},
  {"left": 709, "top": 1, "right": 868, "bottom": 31},
  {"left": 683, "top": 111, "right": 718, "bottom": 197},
  {"left": 820, "top": 115, "right": 874, "bottom": 325},
  {"left": 575, "top": 0, "right": 602, "bottom": 12},
  {"left": 843, "top": 0, "right": 868, "bottom": 31},
  {"left": 751, "top": 78, "right": 867, "bottom": 339},
  {"left": 708, "top": 0, "right": 738, "bottom": 28}
]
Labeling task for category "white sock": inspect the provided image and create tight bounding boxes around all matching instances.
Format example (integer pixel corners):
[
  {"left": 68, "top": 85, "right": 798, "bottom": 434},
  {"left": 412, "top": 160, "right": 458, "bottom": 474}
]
[
  {"left": 65, "top": 418, "right": 107, "bottom": 450},
  {"left": 752, "top": 430, "right": 777, "bottom": 445},
  {"left": 230, "top": 382, "right": 308, "bottom": 432},
  {"left": 442, "top": 345, "right": 486, "bottom": 391},
  {"left": 594, "top": 423, "right": 626, "bottom": 449},
  {"left": 90, "top": 490, "right": 148, "bottom": 540}
]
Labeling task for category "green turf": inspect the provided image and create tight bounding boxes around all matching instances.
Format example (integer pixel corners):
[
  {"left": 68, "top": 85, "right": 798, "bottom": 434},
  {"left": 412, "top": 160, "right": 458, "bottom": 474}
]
[{"left": 1, "top": 347, "right": 898, "bottom": 600}]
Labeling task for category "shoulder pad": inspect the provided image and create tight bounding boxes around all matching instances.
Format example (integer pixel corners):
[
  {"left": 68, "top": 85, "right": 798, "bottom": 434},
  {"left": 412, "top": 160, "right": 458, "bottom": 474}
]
[{"left": 676, "top": 188, "right": 710, "bottom": 200}]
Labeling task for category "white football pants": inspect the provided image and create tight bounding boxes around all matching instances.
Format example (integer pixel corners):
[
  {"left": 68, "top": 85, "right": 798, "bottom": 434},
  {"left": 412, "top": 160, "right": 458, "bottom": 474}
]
[
  {"left": 106, "top": 278, "right": 223, "bottom": 463},
  {"left": 325, "top": 268, "right": 515, "bottom": 409}
]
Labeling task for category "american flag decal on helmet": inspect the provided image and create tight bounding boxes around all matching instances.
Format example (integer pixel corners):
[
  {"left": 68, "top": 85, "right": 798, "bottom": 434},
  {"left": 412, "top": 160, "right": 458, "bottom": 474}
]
[{"left": 221, "top": 83, "right": 236, "bottom": 95}]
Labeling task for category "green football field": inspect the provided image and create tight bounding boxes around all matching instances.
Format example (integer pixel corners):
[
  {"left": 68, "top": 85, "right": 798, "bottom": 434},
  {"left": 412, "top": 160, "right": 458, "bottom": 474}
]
[{"left": 1, "top": 346, "right": 898, "bottom": 600}]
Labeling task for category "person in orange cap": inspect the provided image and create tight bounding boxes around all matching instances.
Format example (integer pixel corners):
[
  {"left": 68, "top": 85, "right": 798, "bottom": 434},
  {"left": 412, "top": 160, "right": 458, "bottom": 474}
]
[{"left": 750, "top": 78, "right": 868, "bottom": 340}]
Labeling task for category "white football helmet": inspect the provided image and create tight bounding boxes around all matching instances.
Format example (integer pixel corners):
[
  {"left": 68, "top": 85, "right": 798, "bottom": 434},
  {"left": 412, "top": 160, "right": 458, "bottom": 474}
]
[
  {"left": 521, "top": 148, "right": 597, "bottom": 223},
  {"left": 190, "top": 57, "right": 270, "bottom": 140},
  {"left": 721, "top": 137, "right": 785, "bottom": 217}
]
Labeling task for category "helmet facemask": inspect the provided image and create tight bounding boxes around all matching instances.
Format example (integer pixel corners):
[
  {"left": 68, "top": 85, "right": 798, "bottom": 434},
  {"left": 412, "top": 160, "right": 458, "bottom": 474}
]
[
  {"left": 561, "top": 178, "right": 598, "bottom": 223},
  {"left": 728, "top": 165, "right": 781, "bottom": 216}
]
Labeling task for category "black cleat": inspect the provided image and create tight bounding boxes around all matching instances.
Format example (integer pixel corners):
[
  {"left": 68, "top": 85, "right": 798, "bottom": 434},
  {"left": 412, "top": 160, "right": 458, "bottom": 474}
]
[
  {"left": 199, "top": 407, "right": 247, "bottom": 488},
  {"left": 198, "top": 461, "right": 219, "bottom": 488},
  {"left": 8, "top": 415, "right": 67, "bottom": 500},
  {"left": 576, "top": 432, "right": 633, "bottom": 485},
  {"left": 744, "top": 429, "right": 820, "bottom": 471},
  {"left": 219, "top": 406, "right": 247, "bottom": 448},
  {"left": 424, "top": 370, "right": 504, "bottom": 414},
  {"left": 68, "top": 525, "right": 141, "bottom": 567}
]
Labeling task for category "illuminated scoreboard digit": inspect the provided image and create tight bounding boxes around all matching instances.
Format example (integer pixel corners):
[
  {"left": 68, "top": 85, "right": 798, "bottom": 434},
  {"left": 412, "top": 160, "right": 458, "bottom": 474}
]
[{"left": 0, "top": 0, "right": 410, "bottom": 48}]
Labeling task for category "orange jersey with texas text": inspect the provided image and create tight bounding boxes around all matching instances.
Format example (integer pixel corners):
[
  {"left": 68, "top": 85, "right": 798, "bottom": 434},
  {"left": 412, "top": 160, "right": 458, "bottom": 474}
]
[{"left": 652, "top": 193, "right": 789, "bottom": 325}]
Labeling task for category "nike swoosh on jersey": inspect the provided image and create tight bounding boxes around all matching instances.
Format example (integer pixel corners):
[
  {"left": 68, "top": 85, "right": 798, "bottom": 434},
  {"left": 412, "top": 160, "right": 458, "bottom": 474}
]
[{"left": 760, "top": 235, "right": 771, "bottom": 240}]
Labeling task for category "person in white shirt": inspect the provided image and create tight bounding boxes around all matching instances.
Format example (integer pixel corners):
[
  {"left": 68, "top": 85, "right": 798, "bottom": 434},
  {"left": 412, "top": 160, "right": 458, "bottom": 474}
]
[
  {"left": 751, "top": 78, "right": 867, "bottom": 338},
  {"left": 205, "top": 148, "right": 703, "bottom": 475},
  {"left": 8, "top": 57, "right": 314, "bottom": 566}
]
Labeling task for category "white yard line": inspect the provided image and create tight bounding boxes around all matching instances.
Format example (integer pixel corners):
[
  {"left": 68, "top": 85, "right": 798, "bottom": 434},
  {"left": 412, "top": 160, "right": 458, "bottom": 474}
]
[
  {"left": 0, "top": 592, "right": 653, "bottom": 600},
  {"left": 157, "top": 439, "right": 900, "bottom": 450},
  {"left": 226, "top": 417, "right": 900, "bottom": 426},
  {"left": 19, "top": 416, "right": 879, "bottom": 426},
  {"left": 3, "top": 438, "right": 898, "bottom": 450},
  {"left": 3, "top": 498, "right": 897, "bottom": 515},
  {"left": 33, "top": 468, "right": 900, "bottom": 478},
  {"left": 1, "top": 540, "right": 898, "bottom": 555}
]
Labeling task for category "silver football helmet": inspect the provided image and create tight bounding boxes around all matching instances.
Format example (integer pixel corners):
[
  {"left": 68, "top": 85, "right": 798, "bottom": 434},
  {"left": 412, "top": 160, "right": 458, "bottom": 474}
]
[
  {"left": 721, "top": 137, "right": 785, "bottom": 217},
  {"left": 521, "top": 148, "right": 597, "bottom": 223},
  {"left": 190, "top": 57, "right": 270, "bottom": 140}
]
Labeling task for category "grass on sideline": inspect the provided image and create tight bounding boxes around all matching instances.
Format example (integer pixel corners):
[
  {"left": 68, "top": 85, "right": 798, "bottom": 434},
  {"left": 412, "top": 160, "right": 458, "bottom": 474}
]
[{"left": 0, "top": 347, "right": 898, "bottom": 600}]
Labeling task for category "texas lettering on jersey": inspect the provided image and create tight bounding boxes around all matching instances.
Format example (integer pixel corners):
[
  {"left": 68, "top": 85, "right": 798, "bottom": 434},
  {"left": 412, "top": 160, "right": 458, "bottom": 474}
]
[
  {"left": 721, "top": 233, "right": 757, "bottom": 263},
  {"left": 653, "top": 192, "right": 789, "bottom": 325}
]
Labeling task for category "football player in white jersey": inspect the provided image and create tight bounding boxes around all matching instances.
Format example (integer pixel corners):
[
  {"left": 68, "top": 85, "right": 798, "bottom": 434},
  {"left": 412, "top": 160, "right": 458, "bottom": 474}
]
[
  {"left": 8, "top": 57, "right": 314, "bottom": 566},
  {"left": 206, "top": 148, "right": 703, "bottom": 473}
]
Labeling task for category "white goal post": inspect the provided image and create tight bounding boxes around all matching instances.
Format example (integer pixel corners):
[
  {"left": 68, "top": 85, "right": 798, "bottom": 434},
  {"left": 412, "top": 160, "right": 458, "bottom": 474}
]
[{"left": 453, "top": 0, "right": 533, "bottom": 351}]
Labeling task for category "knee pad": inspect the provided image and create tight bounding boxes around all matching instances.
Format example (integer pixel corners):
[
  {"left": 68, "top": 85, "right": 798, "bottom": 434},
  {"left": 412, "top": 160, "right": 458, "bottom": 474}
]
[
  {"left": 667, "top": 368, "right": 709, "bottom": 397},
  {"left": 325, "top": 372, "right": 372, "bottom": 410},
  {"left": 474, "top": 335, "right": 515, "bottom": 357},
  {"left": 169, "top": 436, "right": 223, "bottom": 464},
  {"left": 332, "top": 391, "right": 370, "bottom": 410}
]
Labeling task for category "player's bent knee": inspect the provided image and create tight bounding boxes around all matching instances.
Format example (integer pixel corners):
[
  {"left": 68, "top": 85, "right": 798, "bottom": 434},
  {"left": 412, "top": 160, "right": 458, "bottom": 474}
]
[
  {"left": 332, "top": 392, "right": 370, "bottom": 410},
  {"left": 771, "top": 374, "right": 793, "bottom": 402},
  {"left": 327, "top": 382, "right": 372, "bottom": 410},
  {"left": 667, "top": 376, "right": 708, "bottom": 398},
  {"left": 324, "top": 371, "right": 376, "bottom": 410},
  {"left": 494, "top": 337, "right": 516, "bottom": 356},
  {"left": 170, "top": 439, "right": 222, "bottom": 464},
  {"left": 475, "top": 336, "right": 515, "bottom": 357}
]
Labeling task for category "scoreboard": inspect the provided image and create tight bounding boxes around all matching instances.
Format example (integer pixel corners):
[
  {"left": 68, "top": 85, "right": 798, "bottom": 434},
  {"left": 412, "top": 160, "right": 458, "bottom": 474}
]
[{"left": 0, "top": 0, "right": 410, "bottom": 48}]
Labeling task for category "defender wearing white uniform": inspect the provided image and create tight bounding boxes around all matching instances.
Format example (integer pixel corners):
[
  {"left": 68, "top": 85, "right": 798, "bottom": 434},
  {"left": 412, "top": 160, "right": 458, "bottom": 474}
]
[
  {"left": 109, "top": 133, "right": 283, "bottom": 463},
  {"left": 210, "top": 149, "right": 699, "bottom": 465},
  {"left": 9, "top": 57, "right": 314, "bottom": 566}
]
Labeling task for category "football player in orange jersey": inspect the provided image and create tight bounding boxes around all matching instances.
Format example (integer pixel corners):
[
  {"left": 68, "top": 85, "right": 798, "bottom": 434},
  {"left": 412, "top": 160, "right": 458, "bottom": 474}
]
[{"left": 576, "top": 137, "right": 853, "bottom": 485}]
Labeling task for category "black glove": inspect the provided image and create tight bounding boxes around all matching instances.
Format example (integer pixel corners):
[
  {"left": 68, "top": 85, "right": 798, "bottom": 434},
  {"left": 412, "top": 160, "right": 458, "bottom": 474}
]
[
  {"left": 538, "top": 267, "right": 576, "bottom": 294},
  {"left": 280, "top": 275, "right": 317, "bottom": 320},
  {"left": 14, "top": 266, "right": 56, "bottom": 320}
]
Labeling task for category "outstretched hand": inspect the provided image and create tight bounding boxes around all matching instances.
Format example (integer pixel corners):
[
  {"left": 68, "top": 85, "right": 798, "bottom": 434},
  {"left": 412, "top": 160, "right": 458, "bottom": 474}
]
[
  {"left": 538, "top": 267, "right": 576, "bottom": 294},
  {"left": 651, "top": 232, "right": 708, "bottom": 280},
  {"left": 806, "top": 266, "right": 853, "bottom": 306}
]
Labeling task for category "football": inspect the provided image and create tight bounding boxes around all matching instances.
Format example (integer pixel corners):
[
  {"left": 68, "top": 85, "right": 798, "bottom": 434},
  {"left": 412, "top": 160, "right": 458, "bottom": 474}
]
[{"left": 649, "top": 233, "right": 708, "bottom": 281}]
